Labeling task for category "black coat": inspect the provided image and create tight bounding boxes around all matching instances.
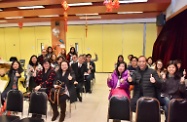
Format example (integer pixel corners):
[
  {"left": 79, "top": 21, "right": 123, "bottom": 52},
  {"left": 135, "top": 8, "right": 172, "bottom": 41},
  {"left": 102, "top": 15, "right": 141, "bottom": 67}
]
[
  {"left": 128, "top": 66, "right": 162, "bottom": 112},
  {"left": 84, "top": 61, "right": 96, "bottom": 78},
  {"left": 71, "top": 62, "right": 87, "bottom": 84},
  {"left": 56, "top": 71, "right": 77, "bottom": 103}
]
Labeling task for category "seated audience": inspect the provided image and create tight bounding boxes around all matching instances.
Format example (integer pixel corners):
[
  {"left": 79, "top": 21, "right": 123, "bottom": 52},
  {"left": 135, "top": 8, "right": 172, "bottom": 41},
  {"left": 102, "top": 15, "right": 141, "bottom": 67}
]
[
  {"left": 127, "top": 54, "right": 134, "bottom": 66},
  {"left": 84, "top": 54, "right": 96, "bottom": 93},
  {"left": 49, "top": 61, "right": 77, "bottom": 122},
  {"left": 71, "top": 55, "right": 87, "bottom": 102},
  {"left": 174, "top": 59, "right": 186, "bottom": 77},
  {"left": 0, "top": 60, "right": 26, "bottom": 105},
  {"left": 69, "top": 54, "right": 78, "bottom": 66},
  {"left": 66, "top": 47, "right": 77, "bottom": 63},
  {"left": 127, "top": 56, "right": 138, "bottom": 72},
  {"left": 127, "top": 56, "right": 162, "bottom": 112},
  {"left": 147, "top": 56, "right": 154, "bottom": 68},
  {"left": 26, "top": 55, "right": 42, "bottom": 92},
  {"left": 58, "top": 48, "right": 66, "bottom": 60},
  {"left": 51, "top": 54, "right": 58, "bottom": 68},
  {"left": 54, "top": 56, "right": 64, "bottom": 72},
  {"left": 115, "top": 55, "right": 124, "bottom": 68},
  {"left": 46, "top": 46, "right": 54, "bottom": 60},
  {"left": 38, "top": 49, "right": 47, "bottom": 65},
  {"left": 160, "top": 61, "right": 186, "bottom": 122}
]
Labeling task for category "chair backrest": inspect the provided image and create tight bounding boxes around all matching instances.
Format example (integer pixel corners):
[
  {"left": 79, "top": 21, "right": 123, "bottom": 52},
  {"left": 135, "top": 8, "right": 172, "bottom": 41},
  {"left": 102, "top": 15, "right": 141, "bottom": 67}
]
[
  {"left": 168, "top": 99, "right": 187, "bottom": 122},
  {"left": 19, "top": 59, "right": 25, "bottom": 67},
  {"left": 29, "top": 92, "right": 48, "bottom": 116},
  {"left": 6, "top": 90, "right": 23, "bottom": 112},
  {"left": 108, "top": 96, "right": 131, "bottom": 121},
  {"left": 136, "top": 97, "right": 160, "bottom": 122}
]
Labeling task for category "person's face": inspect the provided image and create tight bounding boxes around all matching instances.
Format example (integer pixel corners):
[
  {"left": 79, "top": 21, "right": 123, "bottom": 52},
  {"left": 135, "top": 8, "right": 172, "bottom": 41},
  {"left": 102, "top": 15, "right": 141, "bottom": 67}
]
[
  {"left": 177, "top": 63, "right": 181, "bottom": 69},
  {"left": 48, "top": 48, "right": 52, "bottom": 53},
  {"left": 61, "top": 62, "right": 68, "bottom": 71},
  {"left": 32, "top": 57, "right": 37, "bottom": 64},
  {"left": 78, "top": 56, "right": 84, "bottom": 64},
  {"left": 118, "top": 64, "right": 125, "bottom": 73},
  {"left": 61, "top": 49, "right": 65, "bottom": 54},
  {"left": 167, "top": 64, "right": 176, "bottom": 75},
  {"left": 13, "top": 62, "right": 19, "bottom": 70},
  {"left": 148, "top": 58, "right": 153, "bottom": 65},
  {"left": 57, "top": 58, "right": 63, "bottom": 64},
  {"left": 157, "top": 61, "right": 163, "bottom": 70},
  {"left": 128, "top": 55, "right": 132, "bottom": 60},
  {"left": 131, "top": 58, "right": 138, "bottom": 67},
  {"left": 43, "top": 62, "right": 50, "bottom": 70},
  {"left": 87, "top": 56, "right": 91, "bottom": 62},
  {"left": 42, "top": 50, "right": 47, "bottom": 56},
  {"left": 118, "top": 57, "right": 123, "bottom": 62},
  {"left": 138, "top": 57, "right": 147, "bottom": 70},
  {"left": 70, "top": 48, "right": 75, "bottom": 53},
  {"left": 72, "top": 55, "right": 77, "bottom": 62},
  {"left": 52, "top": 55, "right": 56, "bottom": 60}
]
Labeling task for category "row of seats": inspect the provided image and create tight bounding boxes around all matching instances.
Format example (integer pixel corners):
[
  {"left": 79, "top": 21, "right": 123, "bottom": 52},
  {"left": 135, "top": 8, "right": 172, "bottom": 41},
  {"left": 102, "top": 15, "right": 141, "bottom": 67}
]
[
  {"left": 108, "top": 96, "right": 187, "bottom": 122},
  {"left": 0, "top": 90, "right": 47, "bottom": 122}
]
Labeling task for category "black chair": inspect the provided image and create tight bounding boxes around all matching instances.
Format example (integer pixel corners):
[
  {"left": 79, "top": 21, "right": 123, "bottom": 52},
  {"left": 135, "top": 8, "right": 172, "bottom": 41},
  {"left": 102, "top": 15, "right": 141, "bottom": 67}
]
[
  {"left": 17, "top": 91, "right": 48, "bottom": 122},
  {"left": 0, "top": 90, "right": 23, "bottom": 122},
  {"left": 136, "top": 97, "right": 160, "bottom": 122},
  {"left": 168, "top": 99, "right": 187, "bottom": 122},
  {"left": 107, "top": 96, "right": 131, "bottom": 122}
]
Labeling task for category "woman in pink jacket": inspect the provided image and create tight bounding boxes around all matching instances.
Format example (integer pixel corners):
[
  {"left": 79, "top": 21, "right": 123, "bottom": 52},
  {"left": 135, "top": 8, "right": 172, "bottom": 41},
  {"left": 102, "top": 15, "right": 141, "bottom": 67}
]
[{"left": 107, "top": 62, "right": 130, "bottom": 99}]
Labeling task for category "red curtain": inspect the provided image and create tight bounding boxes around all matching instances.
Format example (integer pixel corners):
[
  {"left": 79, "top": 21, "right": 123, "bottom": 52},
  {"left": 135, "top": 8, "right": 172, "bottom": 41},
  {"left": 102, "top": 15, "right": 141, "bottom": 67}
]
[{"left": 152, "top": 9, "right": 187, "bottom": 69}]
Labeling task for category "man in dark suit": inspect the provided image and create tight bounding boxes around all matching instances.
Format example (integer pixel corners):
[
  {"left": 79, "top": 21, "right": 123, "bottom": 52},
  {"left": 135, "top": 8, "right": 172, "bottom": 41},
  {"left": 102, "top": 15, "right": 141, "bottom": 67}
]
[
  {"left": 84, "top": 54, "right": 96, "bottom": 93},
  {"left": 71, "top": 55, "right": 87, "bottom": 102}
]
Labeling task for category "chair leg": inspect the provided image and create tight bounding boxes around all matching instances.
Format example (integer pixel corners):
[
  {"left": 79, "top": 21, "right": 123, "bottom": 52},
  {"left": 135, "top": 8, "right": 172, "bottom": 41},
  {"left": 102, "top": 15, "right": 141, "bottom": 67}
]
[{"left": 69, "top": 102, "right": 71, "bottom": 118}]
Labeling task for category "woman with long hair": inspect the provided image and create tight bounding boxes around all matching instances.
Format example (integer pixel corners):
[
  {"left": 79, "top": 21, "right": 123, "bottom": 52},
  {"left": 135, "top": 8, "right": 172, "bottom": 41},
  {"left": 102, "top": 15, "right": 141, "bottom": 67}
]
[
  {"left": 26, "top": 55, "right": 42, "bottom": 92},
  {"left": 66, "top": 47, "right": 77, "bottom": 63},
  {"left": 161, "top": 61, "right": 186, "bottom": 122},
  {"left": 114, "top": 55, "right": 124, "bottom": 68},
  {"left": 154, "top": 60, "right": 166, "bottom": 78},
  {"left": 46, "top": 46, "right": 54, "bottom": 60},
  {"left": 58, "top": 48, "right": 66, "bottom": 60},
  {"left": 0, "top": 60, "right": 26, "bottom": 105},
  {"left": 50, "top": 61, "right": 77, "bottom": 122}
]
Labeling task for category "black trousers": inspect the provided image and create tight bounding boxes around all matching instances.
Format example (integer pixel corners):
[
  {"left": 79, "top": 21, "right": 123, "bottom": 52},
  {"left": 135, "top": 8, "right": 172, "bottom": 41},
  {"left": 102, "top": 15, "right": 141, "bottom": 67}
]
[
  {"left": 85, "top": 75, "right": 92, "bottom": 92},
  {"left": 75, "top": 83, "right": 83, "bottom": 99}
]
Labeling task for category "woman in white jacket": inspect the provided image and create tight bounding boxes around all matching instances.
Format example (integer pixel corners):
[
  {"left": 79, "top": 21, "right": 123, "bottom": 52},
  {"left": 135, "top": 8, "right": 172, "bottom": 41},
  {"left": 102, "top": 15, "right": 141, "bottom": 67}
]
[{"left": 26, "top": 55, "right": 42, "bottom": 92}]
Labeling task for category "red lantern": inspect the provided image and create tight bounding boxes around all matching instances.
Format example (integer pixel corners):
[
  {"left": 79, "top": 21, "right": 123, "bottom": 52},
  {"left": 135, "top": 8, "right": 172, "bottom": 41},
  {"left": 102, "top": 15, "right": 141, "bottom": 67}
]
[
  {"left": 18, "top": 22, "right": 23, "bottom": 29},
  {"left": 61, "top": 0, "right": 69, "bottom": 11}
]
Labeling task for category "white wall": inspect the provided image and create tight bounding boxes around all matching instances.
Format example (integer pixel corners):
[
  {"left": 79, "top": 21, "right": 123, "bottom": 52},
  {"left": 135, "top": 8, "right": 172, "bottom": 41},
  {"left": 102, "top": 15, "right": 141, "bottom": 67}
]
[{"left": 166, "top": 0, "right": 187, "bottom": 18}]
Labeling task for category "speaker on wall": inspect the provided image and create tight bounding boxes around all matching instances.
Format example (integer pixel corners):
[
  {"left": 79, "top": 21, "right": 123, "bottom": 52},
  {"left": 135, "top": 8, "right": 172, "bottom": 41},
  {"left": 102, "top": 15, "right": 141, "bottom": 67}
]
[{"left": 156, "top": 13, "right": 166, "bottom": 26}]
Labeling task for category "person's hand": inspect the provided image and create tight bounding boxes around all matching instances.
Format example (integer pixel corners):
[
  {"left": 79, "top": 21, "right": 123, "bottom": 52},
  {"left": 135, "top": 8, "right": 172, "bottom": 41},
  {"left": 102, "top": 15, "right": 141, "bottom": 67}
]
[
  {"left": 120, "top": 78, "right": 125, "bottom": 83},
  {"left": 183, "top": 69, "right": 186, "bottom": 76},
  {"left": 88, "top": 70, "right": 91, "bottom": 74},
  {"left": 68, "top": 74, "right": 73, "bottom": 80},
  {"left": 32, "top": 71, "right": 37, "bottom": 77},
  {"left": 150, "top": 74, "right": 156, "bottom": 83},
  {"left": 180, "top": 75, "right": 186, "bottom": 84},
  {"left": 74, "top": 81, "right": 78, "bottom": 84},
  {"left": 107, "top": 74, "right": 112, "bottom": 81},
  {"left": 15, "top": 72, "right": 20, "bottom": 77},
  {"left": 35, "top": 85, "right": 41, "bottom": 91},
  {"left": 89, "top": 65, "right": 93, "bottom": 69},
  {"left": 161, "top": 72, "right": 166, "bottom": 80},
  {"left": 54, "top": 85, "right": 61, "bottom": 89},
  {"left": 127, "top": 71, "right": 133, "bottom": 82}
]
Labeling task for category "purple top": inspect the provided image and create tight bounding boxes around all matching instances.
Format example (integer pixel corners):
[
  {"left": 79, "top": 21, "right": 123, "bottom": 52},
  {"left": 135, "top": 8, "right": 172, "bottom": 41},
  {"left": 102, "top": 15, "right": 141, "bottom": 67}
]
[{"left": 107, "top": 70, "right": 130, "bottom": 99}]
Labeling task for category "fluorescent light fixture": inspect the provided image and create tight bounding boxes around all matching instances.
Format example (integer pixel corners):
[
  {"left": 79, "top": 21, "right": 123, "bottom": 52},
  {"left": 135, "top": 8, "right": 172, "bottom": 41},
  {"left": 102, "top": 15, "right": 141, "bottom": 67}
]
[
  {"left": 5, "top": 16, "right": 23, "bottom": 19},
  {"left": 119, "top": 0, "right": 148, "bottom": 4},
  {"left": 18, "top": 6, "right": 45, "bottom": 9},
  {"left": 0, "top": 9, "right": 3, "bottom": 12},
  {"left": 68, "top": 2, "right": 92, "bottom": 7},
  {"left": 76, "top": 13, "right": 99, "bottom": 16},
  {"left": 0, "top": 20, "right": 7, "bottom": 23},
  {"left": 38, "top": 15, "right": 59, "bottom": 18},
  {"left": 118, "top": 11, "right": 143, "bottom": 14},
  {"left": 79, "top": 16, "right": 101, "bottom": 19}
]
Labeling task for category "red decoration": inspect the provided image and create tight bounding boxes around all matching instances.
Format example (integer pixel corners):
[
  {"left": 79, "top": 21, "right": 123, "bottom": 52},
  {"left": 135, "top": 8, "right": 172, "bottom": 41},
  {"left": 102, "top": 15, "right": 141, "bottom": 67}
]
[
  {"left": 103, "top": 0, "right": 120, "bottom": 12},
  {"left": 61, "top": 0, "right": 69, "bottom": 11},
  {"left": 85, "top": 16, "right": 88, "bottom": 37},
  {"left": 18, "top": 22, "right": 23, "bottom": 29}
]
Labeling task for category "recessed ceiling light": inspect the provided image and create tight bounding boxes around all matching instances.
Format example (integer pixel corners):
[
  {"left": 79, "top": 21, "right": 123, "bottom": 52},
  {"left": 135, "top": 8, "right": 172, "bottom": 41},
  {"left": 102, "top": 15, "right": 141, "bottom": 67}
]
[
  {"left": 0, "top": 20, "right": 7, "bottom": 23},
  {"left": 38, "top": 15, "right": 59, "bottom": 18},
  {"left": 118, "top": 11, "right": 143, "bottom": 14},
  {"left": 119, "top": 0, "right": 148, "bottom": 4},
  {"left": 68, "top": 2, "right": 93, "bottom": 7},
  {"left": 79, "top": 16, "right": 101, "bottom": 19},
  {"left": 76, "top": 13, "right": 99, "bottom": 16},
  {"left": 5, "top": 16, "right": 23, "bottom": 19},
  {"left": 18, "top": 6, "right": 45, "bottom": 9}
]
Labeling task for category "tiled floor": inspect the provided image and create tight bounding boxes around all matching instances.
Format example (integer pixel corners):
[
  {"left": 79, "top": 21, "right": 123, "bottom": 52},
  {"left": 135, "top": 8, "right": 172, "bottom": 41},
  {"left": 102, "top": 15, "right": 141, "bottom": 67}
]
[{"left": 19, "top": 73, "right": 165, "bottom": 122}]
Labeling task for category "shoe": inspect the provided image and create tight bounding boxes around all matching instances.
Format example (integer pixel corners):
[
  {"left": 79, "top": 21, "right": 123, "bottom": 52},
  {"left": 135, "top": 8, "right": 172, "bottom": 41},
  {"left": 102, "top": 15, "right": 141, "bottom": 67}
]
[{"left": 51, "top": 112, "right": 59, "bottom": 121}]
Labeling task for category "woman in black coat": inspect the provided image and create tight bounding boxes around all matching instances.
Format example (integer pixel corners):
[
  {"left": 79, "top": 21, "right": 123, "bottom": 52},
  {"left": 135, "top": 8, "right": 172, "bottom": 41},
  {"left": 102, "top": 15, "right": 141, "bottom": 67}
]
[{"left": 50, "top": 61, "right": 77, "bottom": 122}]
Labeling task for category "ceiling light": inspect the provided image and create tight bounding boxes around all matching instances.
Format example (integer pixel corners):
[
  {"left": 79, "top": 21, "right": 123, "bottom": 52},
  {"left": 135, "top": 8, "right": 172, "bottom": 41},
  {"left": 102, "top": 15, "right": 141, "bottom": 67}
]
[
  {"left": 0, "top": 20, "right": 7, "bottom": 23},
  {"left": 0, "top": 9, "right": 3, "bottom": 12},
  {"left": 118, "top": 11, "right": 143, "bottom": 14},
  {"left": 5, "top": 16, "right": 23, "bottom": 19},
  {"left": 79, "top": 16, "right": 101, "bottom": 19},
  {"left": 18, "top": 6, "right": 45, "bottom": 9},
  {"left": 119, "top": 0, "right": 148, "bottom": 4},
  {"left": 38, "top": 15, "right": 59, "bottom": 18},
  {"left": 76, "top": 13, "right": 99, "bottom": 16},
  {"left": 68, "top": 2, "right": 93, "bottom": 7}
]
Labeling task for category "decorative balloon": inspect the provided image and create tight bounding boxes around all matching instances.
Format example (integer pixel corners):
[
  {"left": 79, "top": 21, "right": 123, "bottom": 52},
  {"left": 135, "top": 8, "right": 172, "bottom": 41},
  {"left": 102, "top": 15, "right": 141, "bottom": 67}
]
[{"left": 103, "top": 0, "right": 120, "bottom": 12}]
